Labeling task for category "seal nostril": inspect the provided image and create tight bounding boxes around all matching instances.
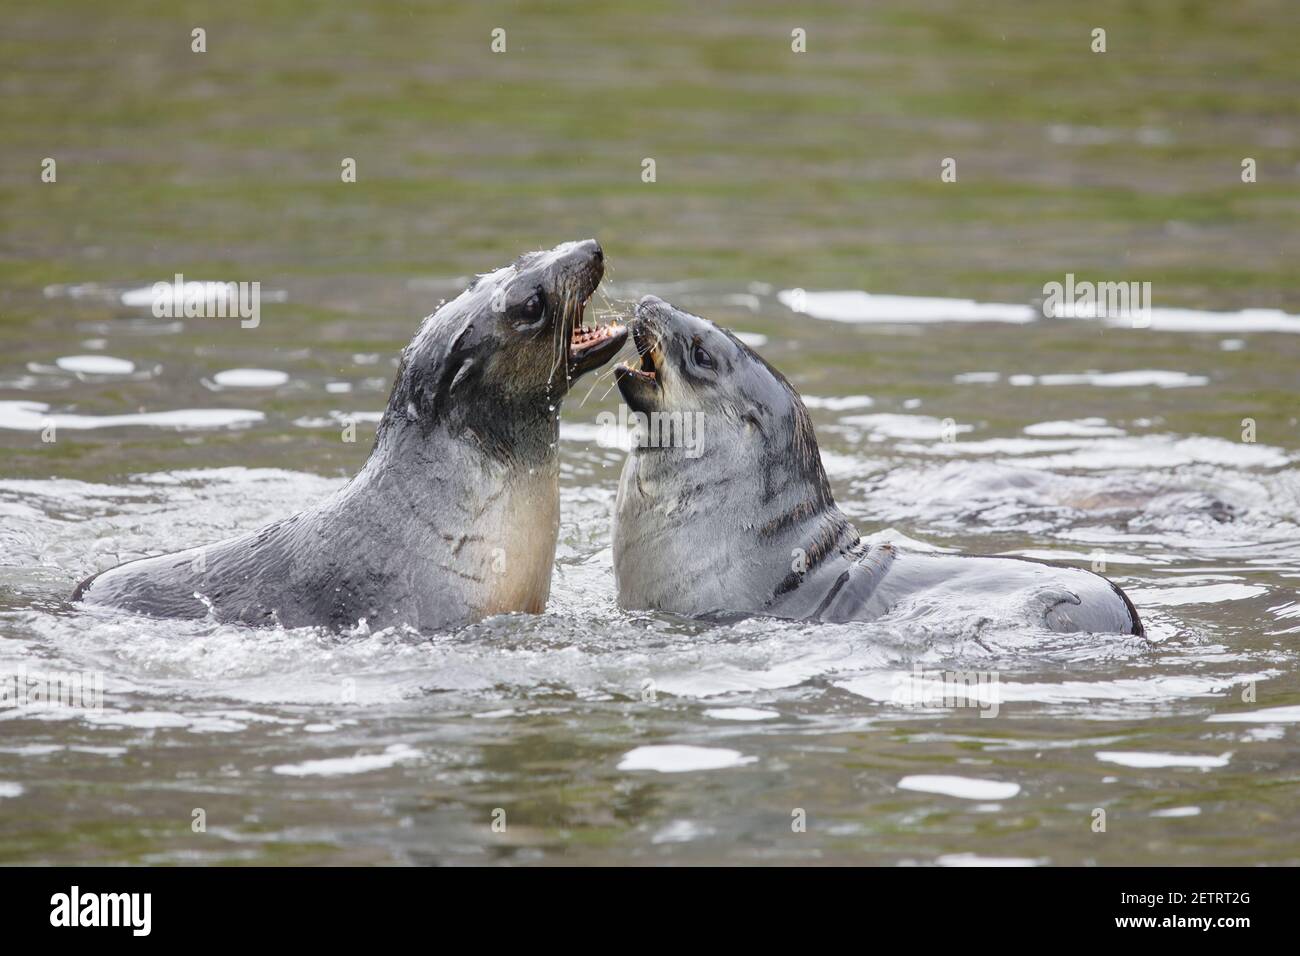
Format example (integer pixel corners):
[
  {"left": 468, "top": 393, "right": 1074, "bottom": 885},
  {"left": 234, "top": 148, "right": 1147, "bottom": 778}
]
[{"left": 589, "top": 240, "right": 604, "bottom": 263}]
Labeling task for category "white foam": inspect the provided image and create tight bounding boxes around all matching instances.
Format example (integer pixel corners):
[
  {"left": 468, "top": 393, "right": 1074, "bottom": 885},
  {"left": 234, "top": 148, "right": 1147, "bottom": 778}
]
[
  {"left": 1067, "top": 305, "right": 1300, "bottom": 334},
  {"left": 82, "top": 711, "right": 193, "bottom": 730},
  {"left": 1095, "top": 751, "right": 1231, "bottom": 769},
  {"left": 780, "top": 290, "right": 1036, "bottom": 325},
  {"left": 840, "top": 413, "right": 974, "bottom": 441},
  {"left": 1017, "top": 370, "right": 1208, "bottom": 389},
  {"left": 0, "top": 782, "right": 24, "bottom": 798},
  {"left": 838, "top": 672, "right": 1262, "bottom": 706},
  {"left": 781, "top": 288, "right": 1300, "bottom": 333},
  {"left": 1206, "top": 705, "right": 1300, "bottom": 724},
  {"left": 212, "top": 369, "right": 289, "bottom": 388},
  {"left": 702, "top": 707, "right": 780, "bottom": 721},
  {"left": 936, "top": 853, "right": 1045, "bottom": 867},
  {"left": 55, "top": 355, "right": 135, "bottom": 375},
  {"left": 1023, "top": 418, "right": 1125, "bottom": 437},
  {"left": 618, "top": 745, "right": 757, "bottom": 773},
  {"left": 81, "top": 710, "right": 248, "bottom": 733},
  {"left": 0, "top": 400, "right": 263, "bottom": 432},
  {"left": 802, "top": 395, "right": 875, "bottom": 411},
  {"left": 651, "top": 820, "right": 716, "bottom": 843},
  {"left": 272, "top": 744, "right": 421, "bottom": 777},
  {"left": 897, "top": 775, "right": 1021, "bottom": 800},
  {"left": 1151, "top": 806, "right": 1201, "bottom": 818},
  {"left": 0, "top": 744, "right": 63, "bottom": 755},
  {"left": 904, "top": 434, "right": 1290, "bottom": 470}
]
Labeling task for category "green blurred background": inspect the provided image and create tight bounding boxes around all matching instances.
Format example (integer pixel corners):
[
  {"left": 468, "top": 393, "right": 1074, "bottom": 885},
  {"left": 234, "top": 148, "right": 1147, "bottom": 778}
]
[{"left": 3, "top": 0, "right": 1297, "bottom": 302}]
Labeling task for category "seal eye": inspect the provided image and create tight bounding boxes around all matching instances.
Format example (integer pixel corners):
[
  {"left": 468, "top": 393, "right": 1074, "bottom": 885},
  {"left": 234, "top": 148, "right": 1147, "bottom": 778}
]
[
  {"left": 692, "top": 343, "right": 715, "bottom": 371},
  {"left": 521, "top": 291, "right": 545, "bottom": 321}
]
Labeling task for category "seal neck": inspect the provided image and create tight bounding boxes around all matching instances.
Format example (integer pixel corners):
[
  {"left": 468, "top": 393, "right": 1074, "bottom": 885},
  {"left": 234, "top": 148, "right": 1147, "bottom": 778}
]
[
  {"left": 337, "top": 416, "right": 561, "bottom": 618},
  {"left": 615, "top": 439, "right": 859, "bottom": 617}
]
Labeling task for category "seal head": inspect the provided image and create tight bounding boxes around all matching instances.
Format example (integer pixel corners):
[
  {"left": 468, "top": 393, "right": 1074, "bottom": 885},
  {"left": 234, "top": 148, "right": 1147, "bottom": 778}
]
[
  {"left": 376, "top": 239, "right": 626, "bottom": 460},
  {"left": 613, "top": 294, "right": 854, "bottom": 616}
]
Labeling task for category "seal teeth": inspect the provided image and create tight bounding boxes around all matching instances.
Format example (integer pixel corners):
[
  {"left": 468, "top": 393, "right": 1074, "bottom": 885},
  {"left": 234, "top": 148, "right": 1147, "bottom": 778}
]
[
  {"left": 616, "top": 361, "right": 656, "bottom": 383},
  {"left": 571, "top": 320, "right": 625, "bottom": 349}
]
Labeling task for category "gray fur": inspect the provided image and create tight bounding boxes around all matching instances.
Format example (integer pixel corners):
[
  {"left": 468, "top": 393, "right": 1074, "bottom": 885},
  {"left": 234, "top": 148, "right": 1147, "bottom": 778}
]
[
  {"left": 74, "top": 240, "right": 623, "bottom": 631},
  {"left": 612, "top": 296, "right": 1143, "bottom": 636}
]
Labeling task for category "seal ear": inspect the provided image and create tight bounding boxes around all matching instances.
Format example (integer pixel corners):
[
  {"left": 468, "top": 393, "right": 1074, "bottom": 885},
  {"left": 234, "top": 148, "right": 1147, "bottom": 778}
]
[
  {"left": 387, "top": 315, "right": 481, "bottom": 429},
  {"left": 425, "top": 317, "right": 482, "bottom": 415}
]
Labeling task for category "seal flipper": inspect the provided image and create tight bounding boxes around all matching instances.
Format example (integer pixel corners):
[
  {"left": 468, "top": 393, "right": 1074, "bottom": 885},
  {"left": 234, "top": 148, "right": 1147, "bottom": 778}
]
[{"left": 72, "top": 549, "right": 216, "bottom": 621}]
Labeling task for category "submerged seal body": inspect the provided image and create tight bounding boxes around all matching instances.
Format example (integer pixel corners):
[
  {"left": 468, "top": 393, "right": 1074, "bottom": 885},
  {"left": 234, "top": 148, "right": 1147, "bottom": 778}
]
[
  {"left": 73, "top": 240, "right": 628, "bottom": 631},
  {"left": 612, "top": 295, "right": 1143, "bottom": 636}
]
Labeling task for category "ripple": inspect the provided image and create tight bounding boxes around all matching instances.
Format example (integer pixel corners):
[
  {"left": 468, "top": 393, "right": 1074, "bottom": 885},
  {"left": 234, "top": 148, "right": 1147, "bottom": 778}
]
[{"left": 1128, "top": 583, "right": 1268, "bottom": 607}]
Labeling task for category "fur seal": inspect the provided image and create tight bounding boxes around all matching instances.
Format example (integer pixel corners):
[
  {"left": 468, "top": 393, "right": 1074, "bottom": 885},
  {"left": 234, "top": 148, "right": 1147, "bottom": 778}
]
[
  {"left": 612, "top": 295, "right": 1143, "bottom": 636},
  {"left": 73, "top": 240, "right": 627, "bottom": 631}
]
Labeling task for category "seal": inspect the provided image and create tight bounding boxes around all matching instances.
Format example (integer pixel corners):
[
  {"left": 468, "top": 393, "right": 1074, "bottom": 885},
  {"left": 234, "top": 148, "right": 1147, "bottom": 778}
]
[
  {"left": 72, "top": 239, "right": 628, "bottom": 631},
  {"left": 612, "top": 295, "right": 1143, "bottom": 636}
]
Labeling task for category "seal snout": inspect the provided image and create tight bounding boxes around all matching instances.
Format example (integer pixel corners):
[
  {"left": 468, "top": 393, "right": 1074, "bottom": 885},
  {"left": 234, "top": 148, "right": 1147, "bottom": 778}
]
[
  {"left": 635, "top": 294, "right": 669, "bottom": 320},
  {"left": 614, "top": 299, "right": 665, "bottom": 401},
  {"left": 558, "top": 238, "right": 603, "bottom": 282}
]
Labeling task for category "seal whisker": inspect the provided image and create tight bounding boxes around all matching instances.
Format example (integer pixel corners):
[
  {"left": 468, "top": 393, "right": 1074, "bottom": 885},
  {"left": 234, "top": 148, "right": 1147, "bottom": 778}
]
[{"left": 543, "top": 281, "right": 569, "bottom": 391}]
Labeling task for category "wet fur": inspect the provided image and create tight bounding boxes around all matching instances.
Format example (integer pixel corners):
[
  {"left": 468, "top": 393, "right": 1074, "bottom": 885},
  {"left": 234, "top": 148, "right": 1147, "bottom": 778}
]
[
  {"left": 73, "top": 241, "right": 607, "bottom": 631},
  {"left": 613, "top": 296, "right": 1143, "bottom": 637}
]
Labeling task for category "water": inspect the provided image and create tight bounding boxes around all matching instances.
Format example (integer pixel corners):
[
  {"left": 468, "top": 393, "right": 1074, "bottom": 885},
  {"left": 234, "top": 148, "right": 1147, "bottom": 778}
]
[
  {"left": 1, "top": 277, "right": 1297, "bottom": 864},
  {"left": 2, "top": 0, "right": 1299, "bottom": 865}
]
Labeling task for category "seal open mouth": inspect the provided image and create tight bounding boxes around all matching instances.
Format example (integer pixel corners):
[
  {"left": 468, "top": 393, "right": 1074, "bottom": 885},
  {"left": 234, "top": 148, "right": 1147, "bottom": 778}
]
[
  {"left": 616, "top": 322, "right": 660, "bottom": 385},
  {"left": 568, "top": 296, "right": 627, "bottom": 378},
  {"left": 613, "top": 317, "right": 664, "bottom": 415}
]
